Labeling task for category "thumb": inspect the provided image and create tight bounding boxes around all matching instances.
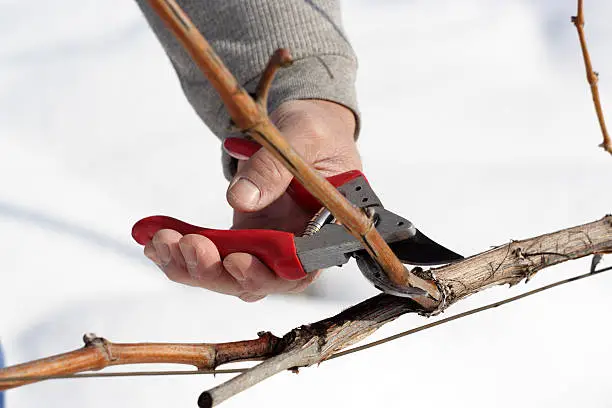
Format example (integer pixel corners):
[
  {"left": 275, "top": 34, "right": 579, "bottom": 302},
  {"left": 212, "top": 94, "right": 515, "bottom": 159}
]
[{"left": 226, "top": 148, "right": 294, "bottom": 212}]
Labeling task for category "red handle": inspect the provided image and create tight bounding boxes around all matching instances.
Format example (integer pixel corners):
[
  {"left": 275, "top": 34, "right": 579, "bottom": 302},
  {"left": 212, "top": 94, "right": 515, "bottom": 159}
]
[
  {"left": 132, "top": 215, "right": 306, "bottom": 280},
  {"left": 132, "top": 139, "right": 367, "bottom": 281},
  {"left": 223, "top": 138, "right": 366, "bottom": 212}
]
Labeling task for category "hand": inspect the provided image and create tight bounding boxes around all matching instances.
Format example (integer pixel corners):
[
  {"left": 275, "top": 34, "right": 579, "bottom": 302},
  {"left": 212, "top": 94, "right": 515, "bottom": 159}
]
[{"left": 144, "top": 99, "right": 361, "bottom": 301}]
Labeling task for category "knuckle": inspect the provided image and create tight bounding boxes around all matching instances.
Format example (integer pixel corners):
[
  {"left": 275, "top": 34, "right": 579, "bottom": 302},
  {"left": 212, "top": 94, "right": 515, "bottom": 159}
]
[
  {"left": 152, "top": 228, "right": 180, "bottom": 241},
  {"left": 249, "top": 153, "right": 287, "bottom": 184},
  {"left": 239, "top": 278, "right": 264, "bottom": 293}
]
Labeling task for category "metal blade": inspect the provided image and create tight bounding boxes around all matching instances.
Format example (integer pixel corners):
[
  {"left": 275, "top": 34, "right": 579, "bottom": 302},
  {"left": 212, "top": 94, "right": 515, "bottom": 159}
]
[
  {"left": 389, "top": 229, "right": 463, "bottom": 266},
  {"left": 354, "top": 253, "right": 428, "bottom": 298},
  {"left": 354, "top": 229, "right": 463, "bottom": 298}
]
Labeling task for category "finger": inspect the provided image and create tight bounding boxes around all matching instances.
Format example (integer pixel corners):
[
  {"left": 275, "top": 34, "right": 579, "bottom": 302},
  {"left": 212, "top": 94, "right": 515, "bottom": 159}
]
[
  {"left": 222, "top": 252, "right": 281, "bottom": 296},
  {"left": 222, "top": 253, "right": 315, "bottom": 299},
  {"left": 226, "top": 147, "right": 294, "bottom": 212},
  {"left": 149, "top": 229, "right": 191, "bottom": 285},
  {"left": 238, "top": 293, "right": 266, "bottom": 303},
  {"left": 232, "top": 193, "right": 311, "bottom": 234},
  {"left": 144, "top": 241, "right": 160, "bottom": 264},
  {"left": 178, "top": 234, "right": 244, "bottom": 295},
  {"left": 287, "top": 269, "right": 322, "bottom": 293}
]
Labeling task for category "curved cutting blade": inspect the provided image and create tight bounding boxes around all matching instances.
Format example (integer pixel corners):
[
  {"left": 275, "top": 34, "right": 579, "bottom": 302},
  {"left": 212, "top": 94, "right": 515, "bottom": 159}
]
[
  {"left": 389, "top": 229, "right": 463, "bottom": 266},
  {"left": 355, "top": 253, "right": 428, "bottom": 298}
]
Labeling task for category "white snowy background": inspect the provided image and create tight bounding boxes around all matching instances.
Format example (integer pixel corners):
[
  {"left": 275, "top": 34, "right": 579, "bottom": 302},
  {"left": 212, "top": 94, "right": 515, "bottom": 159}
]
[{"left": 1, "top": 0, "right": 611, "bottom": 407}]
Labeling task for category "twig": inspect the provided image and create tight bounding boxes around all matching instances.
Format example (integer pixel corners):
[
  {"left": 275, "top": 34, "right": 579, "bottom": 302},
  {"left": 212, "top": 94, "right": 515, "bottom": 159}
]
[
  {"left": 572, "top": 0, "right": 612, "bottom": 154},
  {"left": 253, "top": 48, "right": 293, "bottom": 111}
]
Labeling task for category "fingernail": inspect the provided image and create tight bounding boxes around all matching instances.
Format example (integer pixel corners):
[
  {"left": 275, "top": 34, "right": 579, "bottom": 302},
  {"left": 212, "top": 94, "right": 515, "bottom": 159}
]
[
  {"left": 153, "top": 241, "right": 171, "bottom": 266},
  {"left": 225, "top": 260, "right": 246, "bottom": 281},
  {"left": 179, "top": 242, "right": 198, "bottom": 270},
  {"left": 228, "top": 177, "right": 260, "bottom": 208},
  {"left": 239, "top": 293, "right": 265, "bottom": 303}
]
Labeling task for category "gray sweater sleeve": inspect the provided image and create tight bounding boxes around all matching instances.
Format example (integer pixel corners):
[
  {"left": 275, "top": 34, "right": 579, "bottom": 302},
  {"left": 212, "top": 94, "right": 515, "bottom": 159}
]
[{"left": 135, "top": 0, "right": 359, "bottom": 179}]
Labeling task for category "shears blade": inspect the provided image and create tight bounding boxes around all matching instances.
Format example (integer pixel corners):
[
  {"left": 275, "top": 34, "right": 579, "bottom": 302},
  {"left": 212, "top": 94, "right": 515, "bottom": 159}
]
[{"left": 389, "top": 229, "right": 463, "bottom": 266}]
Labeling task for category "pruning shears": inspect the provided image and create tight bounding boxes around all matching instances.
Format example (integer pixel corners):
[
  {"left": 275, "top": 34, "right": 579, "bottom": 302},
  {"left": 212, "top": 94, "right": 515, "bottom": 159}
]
[{"left": 132, "top": 138, "right": 463, "bottom": 297}]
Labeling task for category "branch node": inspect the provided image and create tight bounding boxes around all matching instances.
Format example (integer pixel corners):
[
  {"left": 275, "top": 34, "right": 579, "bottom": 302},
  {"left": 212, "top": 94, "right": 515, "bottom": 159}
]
[
  {"left": 571, "top": 15, "right": 584, "bottom": 27},
  {"left": 513, "top": 247, "right": 526, "bottom": 261},
  {"left": 82, "top": 333, "right": 113, "bottom": 362},
  {"left": 82, "top": 333, "right": 108, "bottom": 349},
  {"left": 82, "top": 333, "right": 98, "bottom": 346}
]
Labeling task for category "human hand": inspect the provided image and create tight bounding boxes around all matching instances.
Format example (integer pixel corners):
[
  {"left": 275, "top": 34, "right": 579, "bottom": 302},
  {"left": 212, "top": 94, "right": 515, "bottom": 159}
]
[{"left": 144, "top": 99, "right": 361, "bottom": 301}]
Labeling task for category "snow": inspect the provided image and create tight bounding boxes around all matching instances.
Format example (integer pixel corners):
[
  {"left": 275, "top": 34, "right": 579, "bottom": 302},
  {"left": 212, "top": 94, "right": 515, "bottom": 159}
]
[{"left": 1, "top": 0, "right": 611, "bottom": 406}]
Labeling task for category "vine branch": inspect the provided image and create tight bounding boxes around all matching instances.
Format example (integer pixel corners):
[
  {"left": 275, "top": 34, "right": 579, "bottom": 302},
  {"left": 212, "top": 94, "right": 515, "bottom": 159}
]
[
  {"left": 0, "top": 332, "right": 280, "bottom": 390},
  {"left": 572, "top": 0, "right": 612, "bottom": 154},
  {"left": 1, "top": 215, "right": 610, "bottom": 407},
  {"left": 200, "top": 215, "right": 612, "bottom": 406}
]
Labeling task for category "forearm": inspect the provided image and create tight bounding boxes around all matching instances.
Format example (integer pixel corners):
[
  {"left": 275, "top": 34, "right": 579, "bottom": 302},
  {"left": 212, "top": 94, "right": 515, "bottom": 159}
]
[{"left": 135, "top": 0, "right": 359, "bottom": 178}]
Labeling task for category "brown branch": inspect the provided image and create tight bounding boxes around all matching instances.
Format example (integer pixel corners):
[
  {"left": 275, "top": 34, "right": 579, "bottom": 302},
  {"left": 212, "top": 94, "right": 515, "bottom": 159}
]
[
  {"left": 0, "top": 332, "right": 280, "bottom": 390},
  {"left": 2, "top": 216, "right": 609, "bottom": 404},
  {"left": 572, "top": 0, "right": 612, "bottom": 154},
  {"left": 145, "top": 0, "right": 440, "bottom": 300}
]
